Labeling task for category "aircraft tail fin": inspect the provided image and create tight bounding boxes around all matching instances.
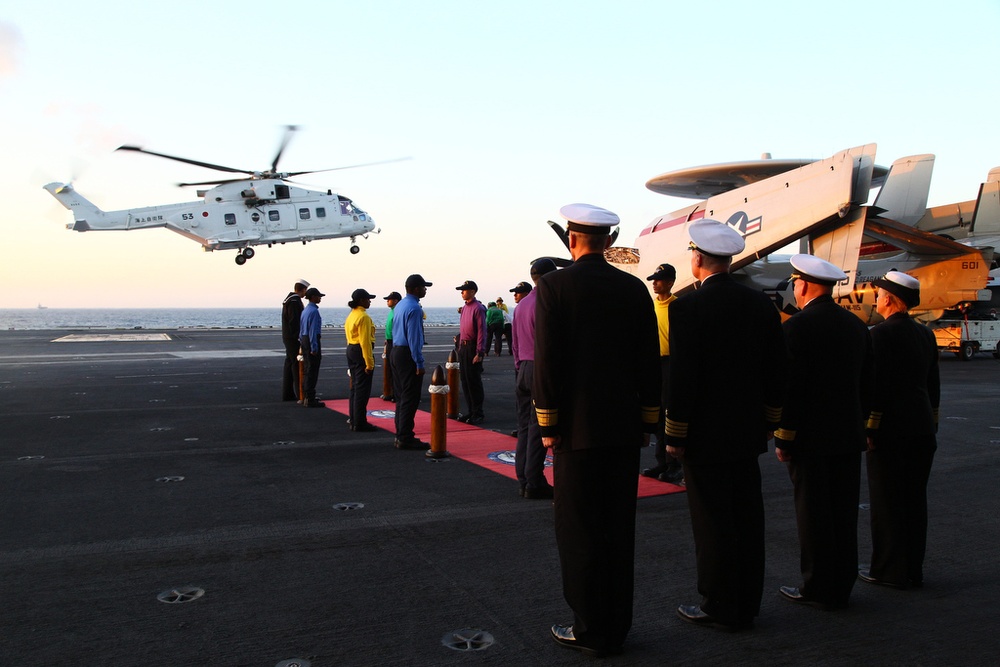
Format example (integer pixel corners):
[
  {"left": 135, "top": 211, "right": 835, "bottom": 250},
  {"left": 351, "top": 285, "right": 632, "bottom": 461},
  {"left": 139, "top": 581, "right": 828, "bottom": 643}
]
[
  {"left": 871, "top": 154, "right": 935, "bottom": 226},
  {"left": 809, "top": 208, "right": 867, "bottom": 293},
  {"left": 42, "top": 182, "right": 103, "bottom": 231},
  {"left": 970, "top": 168, "right": 1000, "bottom": 235}
]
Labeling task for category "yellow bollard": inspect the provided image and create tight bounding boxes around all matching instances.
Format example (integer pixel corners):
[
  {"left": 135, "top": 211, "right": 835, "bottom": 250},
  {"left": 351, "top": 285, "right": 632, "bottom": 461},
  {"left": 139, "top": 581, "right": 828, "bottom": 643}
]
[
  {"left": 446, "top": 349, "right": 460, "bottom": 419},
  {"left": 427, "top": 365, "right": 450, "bottom": 459}
]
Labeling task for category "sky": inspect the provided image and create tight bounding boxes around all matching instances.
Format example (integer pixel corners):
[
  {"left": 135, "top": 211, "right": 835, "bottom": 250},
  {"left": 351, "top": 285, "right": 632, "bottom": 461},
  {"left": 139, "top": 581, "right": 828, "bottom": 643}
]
[{"left": 2, "top": 0, "right": 999, "bottom": 308}]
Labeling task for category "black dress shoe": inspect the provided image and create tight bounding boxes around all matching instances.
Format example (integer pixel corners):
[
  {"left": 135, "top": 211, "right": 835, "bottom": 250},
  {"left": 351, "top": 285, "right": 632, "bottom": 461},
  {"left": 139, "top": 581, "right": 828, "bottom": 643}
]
[
  {"left": 456, "top": 414, "right": 471, "bottom": 423},
  {"left": 305, "top": 400, "right": 326, "bottom": 408},
  {"left": 677, "top": 605, "right": 753, "bottom": 632},
  {"left": 658, "top": 469, "right": 685, "bottom": 484},
  {"left": 524, "top": 485, "right": 554, "bottom": 500},
  {"left": 549, "top": 625, "right": 620, "bottom": 658},
  {"left": 353, "top": 423, "right": 380, "bottom": 432},
  {"left": 394, "top": 438, "right": 427, "bottom": 450},
  {"left": 779, "top": 585, "right": 841, "bottom": 610},
  {"left": 641, "top": 465, "right": 667, "bottom": 478},
  {"left": 466, "top": 415, "right": 484, "bottom": 425},
  {"left": 858, "top": 569, "right": 908, "bottom": 589}
]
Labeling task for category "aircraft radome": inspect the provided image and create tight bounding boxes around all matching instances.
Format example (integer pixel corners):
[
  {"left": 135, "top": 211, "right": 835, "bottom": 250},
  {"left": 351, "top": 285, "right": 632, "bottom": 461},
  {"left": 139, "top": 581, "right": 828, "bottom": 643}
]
[
  {"left": 545, "top": 145, "right": 994, "bottom": 324},
  {"left": 43, "top": 126, "right": 408, "bottom": 265}
]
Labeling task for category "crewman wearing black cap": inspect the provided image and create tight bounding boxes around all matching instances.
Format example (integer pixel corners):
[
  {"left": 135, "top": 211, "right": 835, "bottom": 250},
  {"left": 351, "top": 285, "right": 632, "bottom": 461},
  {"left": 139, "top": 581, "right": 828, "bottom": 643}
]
[
  {"left": 456, "top": 279, "right": 487, "bottom": 424},
  {"left": 281, "top": 278, "right": 310, "bottom": 402},
  {"left": 641, "top": 262, "right": 683, "bottom": 484},
  {"left": 666, "top": 219, "right": 786, "bottom": 632},
  {"left": 299, "top": 286, "right": 327, "bottom": 408},
  {"left": 391, "top": 274, "right": 433, "bottom": 450},
  {"left": 382, "top": 291, "right": 402, "bottom": 402},
  {"left": 860, "top": 271, "right": 939, "bottom": 589},
  {"left": 534, "top": 203, "right": 660, "bottom": 657},
  {"left": 345, "top": 288, "right": 378, "bottom": 431},
  {"left": 774, "top": 254, "right": 874, "bottom": 610}
]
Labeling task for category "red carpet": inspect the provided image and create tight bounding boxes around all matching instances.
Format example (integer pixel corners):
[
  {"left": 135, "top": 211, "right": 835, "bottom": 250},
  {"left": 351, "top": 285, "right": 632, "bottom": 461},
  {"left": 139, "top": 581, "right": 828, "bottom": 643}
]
[{"left": 327, "top": 398, "right": 684, "bottom": 499}]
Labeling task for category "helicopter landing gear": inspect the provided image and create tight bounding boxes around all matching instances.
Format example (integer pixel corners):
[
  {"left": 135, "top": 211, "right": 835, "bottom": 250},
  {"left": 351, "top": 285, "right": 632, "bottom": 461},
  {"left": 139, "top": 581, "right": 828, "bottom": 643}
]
[
  {"left": 234, "top": 247, "right": 255, "bottom": 265},
  {"left": 350, "top": 245, "right": 360, "bottom": 255}
]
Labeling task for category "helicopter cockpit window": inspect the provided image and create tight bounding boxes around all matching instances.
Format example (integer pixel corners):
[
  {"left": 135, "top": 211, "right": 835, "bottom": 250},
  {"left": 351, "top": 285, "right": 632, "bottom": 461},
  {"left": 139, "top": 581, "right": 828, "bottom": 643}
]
[
  {"left": 269, "top": 210, "right": 280, "bottom": 221},
  {"left": 316, "top": 207, "right": 326, "bottom": 218},
  {"left": 224, "top": 213, "right": 237, "bottom": 226},
  {"left": 339, "top": 198, "right": 355, "bottom": 216},
  {"left": 299, "top": 208, "right": 311, "bottom": 221},
  {"left": 274, "top": 184, "right": 290, "bottom": 199}
]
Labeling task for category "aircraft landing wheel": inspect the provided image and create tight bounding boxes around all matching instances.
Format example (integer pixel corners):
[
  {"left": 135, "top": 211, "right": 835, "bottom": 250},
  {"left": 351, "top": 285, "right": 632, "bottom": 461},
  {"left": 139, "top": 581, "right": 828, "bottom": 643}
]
[
  {"left": 960, "top": 341, "right": 975, "bottom": 361},
  {"left": 350, "top": 245, "right": 360, "bottom": 255},
  {"left": 243, "top": 247, "right": 255, "bottom": 259},
  {"left": 235, "top": 254, "right": 247, "bottom": 266}
]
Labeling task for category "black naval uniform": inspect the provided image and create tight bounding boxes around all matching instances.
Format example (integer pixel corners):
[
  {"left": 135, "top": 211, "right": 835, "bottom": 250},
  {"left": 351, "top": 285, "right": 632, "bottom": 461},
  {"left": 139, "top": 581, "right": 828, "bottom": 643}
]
[
  {"left": 775, "top": 294, "right": 874, "bottom": 607},
  {"left": 281, "top": 291, "right": 304, "bottom": 401},
  {"left": 865, "top": 312, "right": 939, "bottom": 587},
  {"left": 665, "top": 272, "right": 786, "bottom": 627},
  {"left": 533, "top": 252, "right": 660, "bottom": 653}
]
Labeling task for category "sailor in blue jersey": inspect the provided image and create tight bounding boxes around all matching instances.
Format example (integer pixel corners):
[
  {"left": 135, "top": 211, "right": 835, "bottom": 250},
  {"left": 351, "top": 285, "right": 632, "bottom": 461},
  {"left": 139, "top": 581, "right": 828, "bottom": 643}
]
[
  {"left": 390, "top": 274, "right": 432, "bottom": 450},
  {"left": 299, "top": 286, "right": 326, "bottom": 408}
]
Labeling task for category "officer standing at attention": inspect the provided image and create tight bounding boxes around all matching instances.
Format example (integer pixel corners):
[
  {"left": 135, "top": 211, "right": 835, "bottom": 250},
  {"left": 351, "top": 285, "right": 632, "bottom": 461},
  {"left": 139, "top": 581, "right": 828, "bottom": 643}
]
[
  {"left": 860, "top": 271, "right": 939, "bottom": 589},
  {"left": 345, "top": 288, "right": 378, "bottom": 432},
  {"left": 666, "top": 220, "right": 786, "bottom": 632},
  {"left": 640, "top": 262, "right": 683, "bottom": 484},
  {"left": 510, "top": 257, "right": 558, "bottom": 500},
  {"left": 391, "top": 274, "right": 433, "bottom": 450},
  {"left": 534, "top": 203, "right": 660, "bottom": 657},
  {"left": 299, "top": 286, "right": 327, "bottom": 408},
  {"left": 381, "top": 291, "right": 402, "bottom": 402},
  {"left": 774, "top": 254, "right": 874, "bottom": 610},
  {"left": 456, "top": 279, "right": 487, "bottom": 424},
  {"left": 281, "top": 279, "right": 309, "bottom": 402}
]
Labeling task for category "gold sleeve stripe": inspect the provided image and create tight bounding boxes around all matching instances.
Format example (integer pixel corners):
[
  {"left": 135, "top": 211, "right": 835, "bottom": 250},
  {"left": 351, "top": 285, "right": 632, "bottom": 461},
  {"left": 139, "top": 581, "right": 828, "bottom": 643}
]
[
  {"left": 641, "top": 406, "right": 660, "bottom": 424},
  {"left": 764, "top": 405, "right": 782, "bottom": 422},
  {"left": 665, "top": 417, "right": 688, "bottom": 438},
  {"left": 774, "top": 428, "right": 796, "bottom": 441},
  {"left": 535, "top": 407, "right": 558, "bottom": 428},
  {"left": 866, "top": 411, "right": 882, "bottom": 430}
]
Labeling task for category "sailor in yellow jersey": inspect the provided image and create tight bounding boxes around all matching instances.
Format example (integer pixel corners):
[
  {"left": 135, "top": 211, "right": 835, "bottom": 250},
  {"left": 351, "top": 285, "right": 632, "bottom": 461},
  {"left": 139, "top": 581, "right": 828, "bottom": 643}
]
[
  {"left": 641, "top": 263, "right": 682, "bottom": 484},
  {"left": 345, "top": 288, "right": 378, "bottom": 432}
]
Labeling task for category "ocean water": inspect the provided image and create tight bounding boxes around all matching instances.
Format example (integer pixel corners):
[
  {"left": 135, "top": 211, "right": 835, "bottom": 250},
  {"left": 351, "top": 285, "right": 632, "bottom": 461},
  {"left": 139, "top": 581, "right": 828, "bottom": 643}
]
[{"left": 0, "top": 307, "right": 461, "bottom": 331}]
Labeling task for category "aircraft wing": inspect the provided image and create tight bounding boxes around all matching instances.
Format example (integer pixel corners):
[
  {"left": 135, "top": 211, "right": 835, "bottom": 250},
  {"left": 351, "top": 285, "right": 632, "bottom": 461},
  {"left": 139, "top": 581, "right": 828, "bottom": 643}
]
[{"left": 863, "top": 216, "right": 981, "bottom": 256}]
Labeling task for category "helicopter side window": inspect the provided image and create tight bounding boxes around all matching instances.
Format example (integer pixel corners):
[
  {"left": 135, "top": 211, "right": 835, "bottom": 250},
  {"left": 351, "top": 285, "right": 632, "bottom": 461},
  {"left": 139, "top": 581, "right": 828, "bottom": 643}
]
[
  {"left": 299, "top": 208, "right": 311, "bottom": 221},
  {"left": 224, "top": 213, "right": 237, "bottom": 226},
  {"left": 269, "top": 210, "right": 280, "bottom": 221},
  {"left": 316, "top": 207, "right": 326, "bottom": 218},
  {"left": 274, "top": 184, "right": 290, "bottom": 199}
]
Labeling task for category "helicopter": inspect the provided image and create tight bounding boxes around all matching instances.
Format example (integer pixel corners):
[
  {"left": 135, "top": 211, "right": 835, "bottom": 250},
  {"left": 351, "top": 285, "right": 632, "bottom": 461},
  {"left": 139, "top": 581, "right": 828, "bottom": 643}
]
[{"left": 43, "top": 126, "right": 405, "bottom": 265}]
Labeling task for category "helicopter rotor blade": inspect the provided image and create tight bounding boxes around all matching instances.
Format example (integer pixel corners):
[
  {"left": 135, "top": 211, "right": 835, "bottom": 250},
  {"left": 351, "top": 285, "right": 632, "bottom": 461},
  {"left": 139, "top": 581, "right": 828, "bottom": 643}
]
[
  {"left": 285, "top": 156, "right": 412, "bottom": 177},
  {"left": 116, "top": 145, "right": 250, "bottom": 175},
  {"left": 270, "top": 124, "right": 300, "bottom": 173},
  {"left": 176, "top": 178, "right": 249, "bottom": 187}
]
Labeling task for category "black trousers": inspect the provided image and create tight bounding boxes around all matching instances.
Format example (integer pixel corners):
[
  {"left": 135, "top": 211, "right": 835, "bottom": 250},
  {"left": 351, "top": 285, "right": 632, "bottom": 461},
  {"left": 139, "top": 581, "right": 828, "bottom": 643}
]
[
  {"left": 382, "top": 340, "right": 395, "bottom": 399},
  {"left": 346, "top": 343, "right": 372, "bottom": 427},
  {"left": 457, "top": 343, "right": 484, "bottom": 417},
  {"left": 554, "top": 446, "right": 640, "bottom": 651},
  {"left": 653, "top": 356, "right": 679, "bottom": 470},
  {"left": 282, "top": 338, "right": 300, "bottom": 401},
  {"left": 788, "top": 452, "right": 861, "bottom": 605},
  {"left": 866, "top": 441, "right": 936, "bottom": 585},
  {"left": 299, "top": 335, "right": 321, "bottom": 402},
  {"left": 514, "top": 361, "right": 547, "bottom": 489},
  {"left": 683, "top": 457, "right": 765, "bottom": 625},
  {"left": 391, "top": 345, "right": 423, "bottom": 444},
  {"left": 486, "top": 323, "right": 504, "bottom": 355}
]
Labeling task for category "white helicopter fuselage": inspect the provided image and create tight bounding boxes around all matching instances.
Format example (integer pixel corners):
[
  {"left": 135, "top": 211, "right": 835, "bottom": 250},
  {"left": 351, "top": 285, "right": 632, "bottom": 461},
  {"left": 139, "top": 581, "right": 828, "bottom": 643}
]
[{"left": 43, "top": 179, "right": 378, "bottom": 259}]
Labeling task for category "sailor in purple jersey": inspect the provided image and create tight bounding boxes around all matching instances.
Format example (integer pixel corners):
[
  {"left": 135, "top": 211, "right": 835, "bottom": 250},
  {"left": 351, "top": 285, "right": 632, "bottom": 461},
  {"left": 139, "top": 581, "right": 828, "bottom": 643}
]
[
  {"left": 456, "top": 279, "right": 487, "bottom": 424},
  {"left": 511, "top": 258, "right": 558, "bottom": 499}
]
